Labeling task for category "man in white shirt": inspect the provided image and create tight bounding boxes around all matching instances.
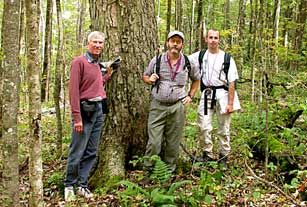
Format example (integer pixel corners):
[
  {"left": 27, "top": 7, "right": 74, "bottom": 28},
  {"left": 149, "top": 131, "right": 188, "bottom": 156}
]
[{"left": 189, "top": 29, "right": 241, "bottom": 168}]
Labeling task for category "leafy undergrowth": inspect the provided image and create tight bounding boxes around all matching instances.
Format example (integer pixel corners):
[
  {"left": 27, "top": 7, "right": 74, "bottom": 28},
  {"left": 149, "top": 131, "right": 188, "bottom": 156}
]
[{"left": 18, "top": 152, "right": 307, "bottom": 207}]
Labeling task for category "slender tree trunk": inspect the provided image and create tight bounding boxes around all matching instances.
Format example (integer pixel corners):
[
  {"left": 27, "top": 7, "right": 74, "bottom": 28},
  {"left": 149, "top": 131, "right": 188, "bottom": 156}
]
[
  {"left": 89, "top": 0, "right": 157, "bottom": 186},
  {"left": 41, "top": 0, "right": 53, "bottom": 102},
  {"left": 189, "top": 0, "right": 195, "bottom": 53},
  {"left": 25, "top": 0, "right": 44, "bottom": 206},
  {"left": 76, "top": 0, "right": 86, "bottom": 54},
  {"left": 175, "top": 0, "right": 183, "bottom": 31},
  {"left": 250, "top": 0, "right": 257, "bottom": 102},
  {"left": 236, "top": 0, "right": 247, "bottom": 75},
  {"left": 54, "top": 0, "right": 64, "bottom": 158},
  {"left": 165, "top": 0, "right": 172, "bottom": 51},
  {"left": 0, "top": 0, "right": 21, "bottom": 206},
  {"left": 196, "top": 0, "right": 204, "bottom": 51},
  {"left": 157, "top": 0, "right": 161, "bottom": 40},
  {"left": 273, "top": 0, "right": 280, "bottom": 73}
]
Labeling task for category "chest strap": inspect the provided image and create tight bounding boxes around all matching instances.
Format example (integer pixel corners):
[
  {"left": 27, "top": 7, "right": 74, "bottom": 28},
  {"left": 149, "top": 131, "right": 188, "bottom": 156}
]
[{"left": 203, "top": 85, "right": 228, "bottom": 115}]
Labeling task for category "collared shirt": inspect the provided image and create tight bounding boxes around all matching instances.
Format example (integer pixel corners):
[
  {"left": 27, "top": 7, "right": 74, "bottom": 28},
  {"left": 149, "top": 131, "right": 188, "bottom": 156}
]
[
  {"left": 69, "top": 51, "right": 111, "bottom": 122},
  {"left": 144, "top": 53, "right": 200, "bottom": 103}
]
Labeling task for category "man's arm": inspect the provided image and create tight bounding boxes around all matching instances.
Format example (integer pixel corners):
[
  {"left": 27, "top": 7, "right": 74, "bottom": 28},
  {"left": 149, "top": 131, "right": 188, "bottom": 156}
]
[
  {"left": 226, "top": 81, "right": 235, "bottom": 114},
  {"left": 182, "top": 79, "right": 200, "bottom": 105}
]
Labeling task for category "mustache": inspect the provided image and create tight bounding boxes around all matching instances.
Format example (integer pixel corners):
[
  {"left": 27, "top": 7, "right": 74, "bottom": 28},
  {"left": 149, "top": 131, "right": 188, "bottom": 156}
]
[{"left": 168, "top": 46, "right": 181, "bottom": 51}]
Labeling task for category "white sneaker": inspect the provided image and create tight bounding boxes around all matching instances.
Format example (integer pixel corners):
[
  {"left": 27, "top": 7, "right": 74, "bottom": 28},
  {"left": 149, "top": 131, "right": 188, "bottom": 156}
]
[
  {"left": 77, "top": 187, "right": 94, "bottom": 199},
  {"left": 64, "top": 186, "right": 75, "bottom": 202}
]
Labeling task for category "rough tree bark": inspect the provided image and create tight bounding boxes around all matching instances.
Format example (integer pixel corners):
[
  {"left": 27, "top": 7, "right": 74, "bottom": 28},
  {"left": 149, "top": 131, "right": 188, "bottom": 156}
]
[
  {"left": 0, "top": 0, "right": 21, "bottom": 206},
  {"left": 88, "top": 0, "right": 157, "bottom": 186},
  {"left": 25, "top": 0, "right": 44, "bottom": 206}
]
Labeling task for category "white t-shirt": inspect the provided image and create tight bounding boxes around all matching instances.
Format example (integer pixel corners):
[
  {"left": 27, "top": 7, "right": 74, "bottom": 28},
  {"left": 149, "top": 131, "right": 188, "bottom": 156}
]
[{"left": 188, "top": 49, "right": 239, "bottom": 100}]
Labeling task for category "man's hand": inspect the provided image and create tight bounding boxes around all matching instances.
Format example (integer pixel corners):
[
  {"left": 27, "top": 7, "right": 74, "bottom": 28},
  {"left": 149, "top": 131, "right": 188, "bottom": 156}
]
[
  {"left": 181, "top": 95, "right": 193, "bottom": 105},
  {"left": 74, "top": 121, "right": 83, "bottom": 134},
  {"left": 225, "top": 104, "right": 234, "bottom": 114},
  {"left": 106, "top": 65, "right": 113, "bottom": 76},
  {"left": 149, "top": 73, "right": 159, "bottom": 84}
]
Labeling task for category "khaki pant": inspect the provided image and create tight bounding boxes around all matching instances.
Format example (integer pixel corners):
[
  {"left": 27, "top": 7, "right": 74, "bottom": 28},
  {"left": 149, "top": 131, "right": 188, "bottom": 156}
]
[
  {"left": 198, "top": 93, "right": 232, "bottom": 158},
  {"left": 144, "top": 99, "right": 185, "bottom": 172}
]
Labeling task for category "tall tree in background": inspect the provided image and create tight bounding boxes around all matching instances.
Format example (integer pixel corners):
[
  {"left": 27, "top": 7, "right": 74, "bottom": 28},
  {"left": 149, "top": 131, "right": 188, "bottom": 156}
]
[
  {"left": 41, "top": 0, "right": 53, "bottom": 102},
  {"left": 165, "top": 0, "right": 172, "bottom": 49},
  {"left": 25, "top": 0, "right": 44, "bottom": 206},
  {"left": 175, "top": 0, "right": 183, "bottom": 31},
  {"left": 76, "top": 0, "right": 86, "bottom": 54},
  {"left": 196, "top": 0, "right": 204, "bottom": 51},
  {"left": 273, "top": 0, "right": 281, "bottom": 73},
  {"left": 89, "top": 0, "right": 157, "bottom": 185},
  {"left": 0, "top": 0, "right": 21, "bottom": 206},
  {"left": 54, "top": 0, "right": 64, "bottom": 158},
  {"left": 236, "top": 0, "right": 247, "bottom": 74}
]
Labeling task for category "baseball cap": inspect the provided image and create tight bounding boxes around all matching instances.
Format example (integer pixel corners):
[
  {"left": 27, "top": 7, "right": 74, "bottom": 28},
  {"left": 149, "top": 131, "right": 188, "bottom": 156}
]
[{"left": 167, "top": 30, "right": 184, "bottom": 42}]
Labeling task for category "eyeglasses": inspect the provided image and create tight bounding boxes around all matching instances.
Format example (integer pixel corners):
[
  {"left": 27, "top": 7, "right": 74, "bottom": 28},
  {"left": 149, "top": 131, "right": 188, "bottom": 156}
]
[{"left": 169, "top": 39, "right": 183, "bottom": 44}]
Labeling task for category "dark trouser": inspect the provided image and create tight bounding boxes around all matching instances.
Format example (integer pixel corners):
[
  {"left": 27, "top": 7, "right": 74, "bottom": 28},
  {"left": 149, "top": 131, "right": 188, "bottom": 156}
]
[{"left": 64, "top": 102, "right": 103, "bottom": 188}]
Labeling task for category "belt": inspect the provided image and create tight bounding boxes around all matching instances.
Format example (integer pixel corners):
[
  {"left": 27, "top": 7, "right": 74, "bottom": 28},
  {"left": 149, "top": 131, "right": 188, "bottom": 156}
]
[
  {"left": 155, "top": 99, "right": 180, "bottom": 106},
  {"left": 81, "top": 99, "right": 102, "bottom": 104},
  {"left": 203, "top": 85, "right": 228, "bottom": 115}
]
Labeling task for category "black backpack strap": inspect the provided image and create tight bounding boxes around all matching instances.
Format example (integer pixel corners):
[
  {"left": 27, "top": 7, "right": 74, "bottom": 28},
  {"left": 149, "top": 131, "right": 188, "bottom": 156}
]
[
  {"left": 198, "top": 50, "right": 206, "bottom": 92},
  {"left": 223, "top": 53, "right": 231, "bottom": 83},
  {"left": 152, "top": 54, "right": 162, "bottom": 93},
  {"left": 198, "top": 50, "right": 206, "bottom": 73},
  {"left": 155, "top": 54, "right": 162, "bottom": 75},
  {"left": 183, "top": 54, "right": 191, "bottom": 74}
]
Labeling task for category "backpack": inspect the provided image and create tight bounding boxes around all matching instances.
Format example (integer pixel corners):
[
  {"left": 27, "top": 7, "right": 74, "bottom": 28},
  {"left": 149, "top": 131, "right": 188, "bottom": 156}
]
[
  {"left": 153, "top": 54, "right": 191, "bottom": 93},
  {"left": 198, "top": 50, "right": 231, "bottom": 92}
]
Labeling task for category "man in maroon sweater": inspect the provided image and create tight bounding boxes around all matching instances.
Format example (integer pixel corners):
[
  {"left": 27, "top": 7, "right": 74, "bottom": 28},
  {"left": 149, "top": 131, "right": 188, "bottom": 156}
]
[{"left": 64, "top": 31, "right": 113, "bottom": 201}]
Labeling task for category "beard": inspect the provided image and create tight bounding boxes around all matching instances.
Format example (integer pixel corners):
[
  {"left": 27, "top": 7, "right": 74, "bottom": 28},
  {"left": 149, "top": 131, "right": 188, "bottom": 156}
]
[{"left": 168, "top": 46, "right": 181, "bottom": 55}]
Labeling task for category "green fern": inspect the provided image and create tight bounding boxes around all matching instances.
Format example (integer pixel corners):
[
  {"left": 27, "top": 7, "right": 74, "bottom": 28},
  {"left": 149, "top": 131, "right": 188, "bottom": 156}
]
[
  {"left": 150, "top": 155, "right": 172, "bottom": 183},
  {"left": 168, "top": 180, "right": 192, "bottom": 194},
  {"left": 118, "top": 180, "right": 150, "bottom": 197}
]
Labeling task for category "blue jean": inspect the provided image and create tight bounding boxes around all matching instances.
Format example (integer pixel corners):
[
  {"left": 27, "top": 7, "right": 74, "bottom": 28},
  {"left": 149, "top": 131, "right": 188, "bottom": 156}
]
[{"left": 64, "top": 102, "right": 103, "bottom": 188}]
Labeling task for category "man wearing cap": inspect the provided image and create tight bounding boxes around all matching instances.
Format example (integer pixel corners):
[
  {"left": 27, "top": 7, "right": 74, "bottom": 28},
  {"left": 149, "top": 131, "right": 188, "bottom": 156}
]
[{"left": 143, "top": 30, "right": 200, "bottom": 172}]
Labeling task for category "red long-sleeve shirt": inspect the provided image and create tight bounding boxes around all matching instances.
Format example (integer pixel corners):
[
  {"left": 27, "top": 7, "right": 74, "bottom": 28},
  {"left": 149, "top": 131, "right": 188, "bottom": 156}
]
[{"left": 69, "top": 55, "right": 110, "bottom": 122}]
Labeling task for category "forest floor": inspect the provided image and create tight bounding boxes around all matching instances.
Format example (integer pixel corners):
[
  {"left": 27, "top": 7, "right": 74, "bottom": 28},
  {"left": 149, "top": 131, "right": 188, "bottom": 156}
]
[
  {"left": 18, "top": 99, "right": 307, "bottom": 206},
  {"left": 19, "top": 151, "right": 306, "bottom": 207}
]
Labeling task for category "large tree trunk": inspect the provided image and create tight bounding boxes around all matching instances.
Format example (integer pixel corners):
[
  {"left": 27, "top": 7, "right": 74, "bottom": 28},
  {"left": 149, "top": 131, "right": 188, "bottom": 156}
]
[
  {"left": 89, "top": 0, "right": 157, "bottom": 186},
  {"left": 0, "top": 0, "right": 21, "bottom": 206},
  {"left": 25, "top": 0, "right": 44, "bottom": 206}
]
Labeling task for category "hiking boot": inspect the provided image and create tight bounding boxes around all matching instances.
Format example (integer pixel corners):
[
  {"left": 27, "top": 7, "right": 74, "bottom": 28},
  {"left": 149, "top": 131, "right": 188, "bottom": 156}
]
[
  {"left": 64, "top": 186, "right": 75, "bottom": 202},
  {"left": 218, "top": 154, "right": 228, "bottom": 169},
  {"left": 202, "top": 152, "right": 215, "bottom": 162},
  {"left": 77, "top": 187, "right": 94, "bottom": 199}
]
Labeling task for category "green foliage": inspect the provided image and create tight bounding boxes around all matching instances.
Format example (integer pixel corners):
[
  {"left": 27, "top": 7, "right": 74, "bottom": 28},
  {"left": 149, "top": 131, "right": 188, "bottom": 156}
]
[
  {"left": 46, "top": 171, "right": 64, "bottom": 191},
  {"left": 117, "top": 179, "right": 192, "bottom": 206},
  {"left": 150, "top": 155, "right": 172, "bottom": 183},
  {"left": 193, "top": 169, "right": 226, "bottom": 204},
  {"left": 284, "top": 170, "right": 307, "bottom": 193}
]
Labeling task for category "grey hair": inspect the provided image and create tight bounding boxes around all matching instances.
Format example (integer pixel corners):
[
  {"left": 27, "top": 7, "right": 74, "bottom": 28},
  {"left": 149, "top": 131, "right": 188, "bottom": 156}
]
[{"left": 87, "top": 31, "right": 106, "bottom": 42}]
